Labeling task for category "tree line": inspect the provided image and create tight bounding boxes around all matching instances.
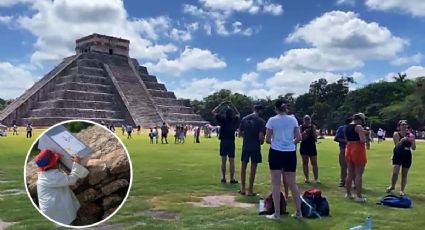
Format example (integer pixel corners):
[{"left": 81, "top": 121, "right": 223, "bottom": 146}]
[{"left": 190, "top": 74, "right": 425, "bottom": 134}]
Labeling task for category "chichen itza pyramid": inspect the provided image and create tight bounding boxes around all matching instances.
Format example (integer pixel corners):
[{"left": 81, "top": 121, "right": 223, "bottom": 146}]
[{"left": 0, "top": 34, "right": 205, "bottom": 127}]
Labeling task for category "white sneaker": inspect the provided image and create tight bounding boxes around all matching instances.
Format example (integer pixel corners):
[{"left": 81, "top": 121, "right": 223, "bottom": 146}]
[
  {"left": 355, "top": 196, "right": 367, "bottom": 203},
  {"left": 345, "top": 193, "right": 354, "bottom": 199},
  {"left": 265, "top": 214, "right": 280, "bottom": 220}
]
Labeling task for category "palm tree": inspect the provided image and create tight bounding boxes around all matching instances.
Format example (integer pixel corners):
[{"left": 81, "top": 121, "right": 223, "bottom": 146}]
[{"left": 393, "top": 72, "right": 407, "bottom": 83}]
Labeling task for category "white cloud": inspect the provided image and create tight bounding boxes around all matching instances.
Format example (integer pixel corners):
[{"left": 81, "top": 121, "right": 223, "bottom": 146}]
[
  {"left": 0, "top": 15, "right": 13, "bottom": 25},
  {"left": 183, "top": 0, "right": 281, "bottom": 37},
  {"left": 11, "top": 0, "right": 202, "bottom": 65},
  {"left": 384, "top": 65, "right": 425, "bottom": 81},
  {"left": 336, "top": 0, "right": 355, "bottom": 6},
  {"left": 258, "top": 11, "right": 407, "bottom": 72},
  {"left": 145, "top": 46, "right": 226, "bottom": 76},
  {"left": 0, "top": 0, "right": 31, "bottom": 7},
  {"left": 391, "top": 53, "right": 423, "bottom": 66},
  {"left": 0, "top": 61, "right": 39, "bottom": 99},
  {"left": 366, "top": 0, "right": 425, "bottom": 17},
  {"left": 173, "top": 71, "right": 263, "bottom": 99}
]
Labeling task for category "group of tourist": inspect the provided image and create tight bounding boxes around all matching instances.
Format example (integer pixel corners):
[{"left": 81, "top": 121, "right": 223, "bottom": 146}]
[{"left": 210, "top": 99, "right": 418, "bottom": 220}]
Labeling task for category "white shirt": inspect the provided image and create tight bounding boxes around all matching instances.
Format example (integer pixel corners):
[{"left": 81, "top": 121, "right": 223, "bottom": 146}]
[
  {"left": 378, "top": 130, "right": 383, "bottom": 136},
  {"left": 266, "top": 114, "right": 299, "bottom": 152},
  {"left": 37, "top": 162, "right": 89, "bottom": 225}
]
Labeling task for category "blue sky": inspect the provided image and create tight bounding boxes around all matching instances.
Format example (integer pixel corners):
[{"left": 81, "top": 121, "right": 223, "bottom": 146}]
[{"left": 1, "top": 0, "right": 425, "bottom": 100}]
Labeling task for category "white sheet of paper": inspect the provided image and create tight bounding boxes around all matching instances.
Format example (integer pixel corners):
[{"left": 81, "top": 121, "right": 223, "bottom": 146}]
[{"left": 51, "top": 131, "right": 85, "bottom": 156}]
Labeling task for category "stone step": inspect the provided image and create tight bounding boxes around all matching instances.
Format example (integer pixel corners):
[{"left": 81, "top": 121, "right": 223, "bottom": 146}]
[
  {"left": 59, "top": 74, "right": 110, "bottom": 85},
  {"left": 68, "top": 66, "right": 106, "bottom": 76},
  {"left": 22, "top": 117, "right": 125, "bottom": 127},
  {"left": 49, "top": 90, "right": 114, "bottom": 102},
  {"left": 54, "top": 82, "right": 112, "bottom": 93},
  {"left": 164, "top": 113, "right": 204, "bottom": 122},
  {"left": 29, "top": 108, "right": 122, "bottom": 118},
  {"left": 166, "top": 120, "right": 208, "bottom": 126},
  {"left": 148, "top": 89, "right": 176, "bottom": 98},
  {"left": 152, "top": 97, "right": 185, "bottom": 106},
  {"left": 76, "top": 59, "right": 103, "bottom": 68},
  {"left": 143, "top": 81, "right": 166, "bottom": 91},
  {"left": 140, "top": 74, "right": 158, "bottom": 83},
  {"left": 157, "top": 105, "right": 194, "bottom": 114},
  {"left": 79, "top": 52, "right": 129, "bottom": 66},
  {"left": 36, "top": 99, "right": 117, "bottom": 110}
]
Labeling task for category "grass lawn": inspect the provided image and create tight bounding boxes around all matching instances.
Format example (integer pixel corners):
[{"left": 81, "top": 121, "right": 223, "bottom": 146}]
[{"left": 1, "top": 127, "right": 425, "bottom": 229}]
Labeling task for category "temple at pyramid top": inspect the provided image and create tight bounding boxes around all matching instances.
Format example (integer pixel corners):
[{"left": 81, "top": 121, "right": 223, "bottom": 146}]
[
  {"left": 75, "top": 33, "right": 130, "bottom": 56},
  {"left": 0, "top": 34, "right": 206, "bottom": 127}
]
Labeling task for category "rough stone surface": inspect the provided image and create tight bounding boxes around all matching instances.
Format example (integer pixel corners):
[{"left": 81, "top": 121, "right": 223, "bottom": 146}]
[{"left": 26, "top": 125, "right": 130, "bottom": 226}]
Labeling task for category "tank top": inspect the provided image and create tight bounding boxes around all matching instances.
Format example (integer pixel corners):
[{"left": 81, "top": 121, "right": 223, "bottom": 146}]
[
  {"left": 301, "top": 125, "right": 316, "bottom": 144},
  {"left": 345, "top": 124, "right": 360, "bottom": 141},
  {"left": 397, "top": 132, "right": 412, "bottom": 148}
]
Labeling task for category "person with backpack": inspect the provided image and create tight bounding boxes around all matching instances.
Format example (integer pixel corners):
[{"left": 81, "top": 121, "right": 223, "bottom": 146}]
[
  {"left": 238, "top": 104, "right": 266, "bottom": 196},
  {"left": 334, "top": 117, "right": 351, "bottom": 187},
  {"left": 344, "top": 113, "right": 367, "bottom": 203},
  {"left": 265, "top": 100, "right": 303, "bottom": 220},
  {"left": 212, "top": 101, "right": 240, "bottom": 184},
  {"left": 386, "top": 120, "right": 416, "bottom": 196},
  {"left": 299, "top": 115, "right": 319, "bottom": 184}
]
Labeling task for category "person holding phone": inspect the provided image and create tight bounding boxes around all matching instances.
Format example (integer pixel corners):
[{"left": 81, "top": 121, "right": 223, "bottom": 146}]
[{"left": 386, "top": 120, "right": 416, "bottom": 196}]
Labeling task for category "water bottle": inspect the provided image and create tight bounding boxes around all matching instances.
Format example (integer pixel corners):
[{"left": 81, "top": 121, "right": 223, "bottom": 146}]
[
  {"left": 364, "top": 215, "right": 372, "bottom": 230},
  {"left": 259, "top": 198, "right": 265, "bottom": 213},
  {"left": 349, "top": 225, "right": 363, "bottom": 230}
]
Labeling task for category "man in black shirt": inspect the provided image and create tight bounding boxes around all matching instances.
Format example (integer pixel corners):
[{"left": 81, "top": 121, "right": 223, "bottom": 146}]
[
  {"left": 161, "top": 122, "right": 169, "bottom": 144},
  {"left": 212, "top": 101, "right": 240, "bottom": 184},
  {"left": 239, "top": 105, "right": 265, "bottom": 196}
]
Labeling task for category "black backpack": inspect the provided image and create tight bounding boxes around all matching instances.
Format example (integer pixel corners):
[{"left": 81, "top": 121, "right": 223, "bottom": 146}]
[{"left": 301, "top": 189, "right": 330, "bottom": 218}]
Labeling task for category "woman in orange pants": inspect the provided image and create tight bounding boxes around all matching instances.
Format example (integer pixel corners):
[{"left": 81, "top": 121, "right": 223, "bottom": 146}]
[{"left": 345, "top": 113, "right": 367, "bottom": 202}]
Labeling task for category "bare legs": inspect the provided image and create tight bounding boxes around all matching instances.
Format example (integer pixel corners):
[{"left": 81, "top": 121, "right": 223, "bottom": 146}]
[
  {"left": 240, "top": 162, "right": 258, "bottom": 195},
  {"left": 270, "top": 170, "right": 301, "bottom": 219},
  {"left": 388, "top": 165, "right": 409, "bottom": 195},
  {"left": 221, "top": 156, "right": 236, "bottom": 182},
  {"left": 346, "top": 162, "right": 365, "bottom": 199},
  {"left": 301, "top": 154, "right": 319, "bottom": 183}
]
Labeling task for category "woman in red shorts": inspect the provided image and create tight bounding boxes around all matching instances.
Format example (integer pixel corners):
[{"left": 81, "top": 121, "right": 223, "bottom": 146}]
[{"left": 344, "top": 113, "right": 367, "bottom": 202}]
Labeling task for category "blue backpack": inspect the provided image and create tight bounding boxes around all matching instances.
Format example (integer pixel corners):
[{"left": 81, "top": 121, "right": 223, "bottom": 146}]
[{"left": 378, "top": 195, "right": 412, "bottom": 208}]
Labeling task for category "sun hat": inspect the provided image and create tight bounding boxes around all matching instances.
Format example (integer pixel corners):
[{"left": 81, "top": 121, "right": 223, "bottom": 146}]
[
  {"left": 34, "top": 149, "right": 61, "bottom": 172},
  {"left": 354, "top": 113, "right": 366, "bottom": 122}
]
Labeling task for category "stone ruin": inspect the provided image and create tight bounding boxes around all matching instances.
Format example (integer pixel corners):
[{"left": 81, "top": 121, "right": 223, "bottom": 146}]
[
  {"left": 0, "top": 33, "right": 205, "bottom": 128},
  {"left": 26, "top": 125, "right": 130, "bottom": 226}
]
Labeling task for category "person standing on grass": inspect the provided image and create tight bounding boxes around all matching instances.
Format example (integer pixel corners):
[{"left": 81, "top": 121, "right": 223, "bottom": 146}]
[
  {"left": 126, "top": 123, "right": 133, "bottom": 139},
  {"left": 153, "top": 126, "right": 159, "bottom": 144},
  {"left": 149, "top": 128, "right": 154, "bottom": 144},
  {"left": 386, "top": 120, "right": 416, "bottom": 196},
  {"left": 212, "top": 101, "right": 240, "bottom": 184},
  {"left": 12, "top": 124, "right": 18, "bottom": 135},
  {"left": 345, "top": 113, "right": 367, "bottom": 203},
  {"left": 265, "top": 100, "right": 302, "bottom": 220},
  {"left": 161, "top": 122, "right": 169, "bottom": 144},
  {"left": 300, "top": 115, "right": 319, "bottom": 184},
  {"left": 137, "top": 125, "right": 141, "bottom": 135},
  {"left": 238, "top": 105, "right": 266, "bottom": 196},
  {"left": 335, "top": 117, "right": 351, "bottom": 187},
  {"left": 365, "top": 127, "right": 372, "bottom": 150},
  {"left": 26, "top": 123, "right": 33, "bottom": 138},
  {"left": 377, "top": 128, "right": 384, "bottom": 143},
  {"left": 121, "top": 123, "right": 125, "bottom": 136}
]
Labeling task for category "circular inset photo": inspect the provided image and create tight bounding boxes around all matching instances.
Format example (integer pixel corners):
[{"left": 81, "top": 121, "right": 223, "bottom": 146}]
[{"left": 24, "top": 120, "right": 132, "bottom": 228}]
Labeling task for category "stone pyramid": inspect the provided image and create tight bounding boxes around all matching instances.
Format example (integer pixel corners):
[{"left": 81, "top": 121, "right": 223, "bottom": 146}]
[{"left": 0, "top": 34, "right": 205, "bottom": 127}]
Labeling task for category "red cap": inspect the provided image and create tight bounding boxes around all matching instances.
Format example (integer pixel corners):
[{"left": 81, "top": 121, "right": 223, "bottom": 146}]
[{"left": 34, "top": 149, "right": 61, "bottom": 172}]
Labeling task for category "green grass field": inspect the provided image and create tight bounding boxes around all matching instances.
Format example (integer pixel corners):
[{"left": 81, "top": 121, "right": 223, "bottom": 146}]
[{"left": 1, "top": 128, "right": 425, "bottom": 229}]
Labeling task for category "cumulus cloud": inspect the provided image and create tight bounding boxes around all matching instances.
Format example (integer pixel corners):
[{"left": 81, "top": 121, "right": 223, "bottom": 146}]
[
  {"left": 183, "top": 0, "right": 282, "bottom": 36},
  {"left": 0, "top": 61, "right": 39, "bottom": 99},
  {"left": 336, "top": 0, "right": 355, "bottom": 6},
  {"left": 10, "top": 0, "right": 201, "bottom": 65},
  {"left": 173, "top": 71, "right": 263, "bottom": 99},
  {"left": 391, "top": 53, "right": 423, "bottom": 66},
  {"left": 0, "top": 15, "right": 13, "bottom": 25},
  {"left": 258, "top": 11, "right": 407, "bottom": 72},
  {"left": 145, "top": 46, "right": 226, "bottom": 76},
  {"left": 366, "top": 0, "right": 425, "bottom": 17},
  {"left": 385, "top": 65, "right": 425, "bottom": 81}
]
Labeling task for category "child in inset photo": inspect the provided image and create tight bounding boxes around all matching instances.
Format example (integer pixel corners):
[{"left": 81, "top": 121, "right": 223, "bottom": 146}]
[{"left": 35, "top": 149, "right": 89, "bottom": 225}]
